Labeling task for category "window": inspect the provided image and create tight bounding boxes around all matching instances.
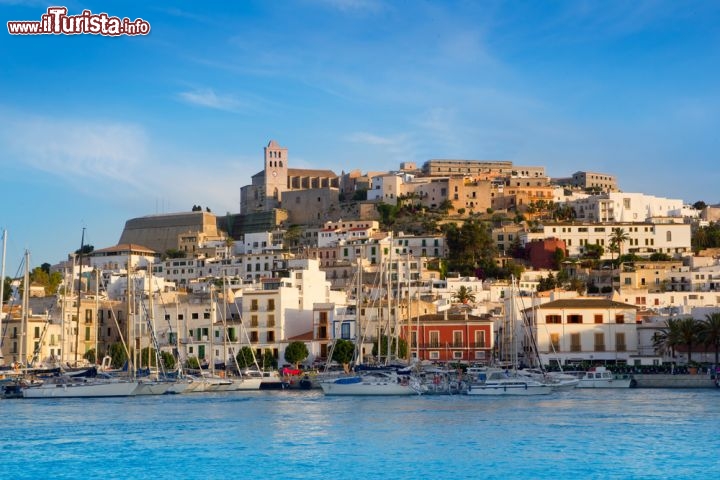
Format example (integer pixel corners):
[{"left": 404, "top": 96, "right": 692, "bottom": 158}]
[
  {"left": 266, "top": 331, "right": 275, "bottom": 342},
  {"left": 85, "top": 309, "right": 93, "bottom": 324},
  {"left": 474, "top": 330, "right": 486, "bottom": 348},
  {"left": 453, "top": 331, "right": 463, "bottom": 347},
  {"left": 429, "top": 331, "right": 440, "bottom": 348},
  {"left": 341, "top": 322, "right": 351, "bottom": 340},
  {"left": 34, "top": 326, "right": 40, "bottom": 339},
  {"left": 570, "top": 333, "right": 581, "bottom": 352},
  {"left": 550, "top": 333, "right": 560, "bottom": 352},
  {"left": 616, "top": 332, "right": 627, "bottom": 352},
  {"left": 567, "top": 314, "right": 583, "bottom": 324},
  {"left": 615, "top": 314, "right": 625, "bottom": 324},
  {"left": 546, "top": 315, "right": 561, "bottom": 324},
  {"left": 204, "top": 312, "right": 210, "bottom": 320},
  {"left": 453, "top": 351, "right": 463, "bottom": 360},
  {"left": 429, "top": 351, "right": 440, "bottom": 360},
  {"left": 85, "top": 327, "right": 91, "bottom": 341},
  {"left": 192, "top": 313, "right": 199, "bottom": 320},
  {"left": 251, "top": 299, "right": 258, "bottom": 311},
  {"left": 268, "top": 315, "right": 275, "bottom": 328},
  {"left": 268, "top": 299, "right": 275, "bottom": 310},
  {"left": 594, "top": 314, "right": 603, "bottom": 324},
  {"left": 594, "top": 333, "right": 605, "bottom": 351}
]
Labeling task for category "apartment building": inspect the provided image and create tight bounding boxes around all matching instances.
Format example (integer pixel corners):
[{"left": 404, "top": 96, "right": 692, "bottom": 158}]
[
  {"left": 524, "top": 298, "right": 638, "bottom": 366},
  {"left": 523, "top": 222, "right": 692, "bottom": 259}
]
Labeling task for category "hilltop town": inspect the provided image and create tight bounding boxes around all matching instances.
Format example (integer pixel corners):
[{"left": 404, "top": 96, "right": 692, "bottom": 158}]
[{"left": 3, "top": 139, "right": 720, "bottom": 373}]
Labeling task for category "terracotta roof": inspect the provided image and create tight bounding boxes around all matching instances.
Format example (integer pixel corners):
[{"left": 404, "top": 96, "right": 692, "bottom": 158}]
[
  {"left": 532, "top": 299, "right": 637, "bottom": 310},
  {"left": 92, "top": 243, "right": 157, "bottom": 254},
  {"left": 287, "top": 331, "right": 314, "bottom": 341}
]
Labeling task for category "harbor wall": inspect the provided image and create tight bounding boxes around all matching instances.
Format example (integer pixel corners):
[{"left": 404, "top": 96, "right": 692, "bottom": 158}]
[{"left": 633, "top": 374, "right": 718, "bottom": 388}]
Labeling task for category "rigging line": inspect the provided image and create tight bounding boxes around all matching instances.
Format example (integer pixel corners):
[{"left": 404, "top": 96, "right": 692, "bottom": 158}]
[
  {"left": 0, "top": 254, "right": 29, "bottom": 349},
  {"left": 95, "top": 268, "right": 132, "bottom": 369},
  {"left": 134, "top": 276, "right": 166, "bottom": 377}
]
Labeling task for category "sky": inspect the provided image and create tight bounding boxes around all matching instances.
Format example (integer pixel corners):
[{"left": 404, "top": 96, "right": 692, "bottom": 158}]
[{"left": 1, "top": 0, "right": 719, "bottom": 275}]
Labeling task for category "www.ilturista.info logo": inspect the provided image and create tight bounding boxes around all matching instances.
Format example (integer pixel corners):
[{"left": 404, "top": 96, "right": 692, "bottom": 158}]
[{"left": 7, "top": 7, "right": 150, "bottom": 36}]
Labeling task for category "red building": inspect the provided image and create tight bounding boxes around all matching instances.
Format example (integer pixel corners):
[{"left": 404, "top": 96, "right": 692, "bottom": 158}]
[
  {"left": 401, "top": 312, "right": 495, "bottom": 364},
  {"left": 525, "top": 238, "right": 566, "bottom": 269}
]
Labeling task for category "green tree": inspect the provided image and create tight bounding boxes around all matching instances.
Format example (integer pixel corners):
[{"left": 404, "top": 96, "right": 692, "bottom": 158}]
[
  {"left": 236, "top": 346, "right": 256, "bottom": 369},
  {"left": 372, "top": 335, "right": 408, "bottom": 360},
  {"left": 377, "top": 202, "right": 399, "bottom": 226},
  {"left": 284, "top": 341, "right": 309, "bottom": 368},
  {"left": 331, "top": 339, "right": 356, "bottom": 373},
  {"left": 108, "top": 342, "right": 128, "bottom": 369},
  {"left": 283, "top": 225, "right": 304, "bottom": 251},
  {"left": 186, "top": 356, "right": 200, "bottom": 369},
  {"left": 442, "top": 219, "right": 497, "bottom": 277},
  {"left": 551, "top": 247, "right": 566, "bottom": 270},
  {"left": 649, "top": 252, "right": 672, "bottom": 261},
  {"left": 676, "top": 317, "right": 702, "bottom": 364},
  {"left": 583, "top": 243, "right": 604, "bottom": 260},
  {"left": 74, "top": 245, "right": 95, "bottom": 255},
  {"left": 693, "top": 200, "right": 707, "bottom": 211},
  {"left": 610, "top": 228, "right": 631, "bottom": 260},
  {"left": 164, "top": 249, "right": 186, "bottom": 259},
  {"left": 260, "top": 348, "right": 277, "bottom": 371},
  {"left": 161, "top": 351, "right": 176, "bottom": 370},
  {"left": 140, "top": 347, "right": 159, "bottom": 367},
  {"left": 83, "top": 348, "right": 96, "bottom": 364},
  {"left": 700, "top": 312, "right": 720, "bottom": 365},
  {"left": 2, "top": 276, "right": 11, "bottom": 302},
  {"left": 452, "top": 285, "right": 476, "bottom": 304}
]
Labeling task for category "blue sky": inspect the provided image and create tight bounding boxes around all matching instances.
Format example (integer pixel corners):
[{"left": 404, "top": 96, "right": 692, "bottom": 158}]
[{"left": 1, "top": 0, "right": 719, "bottom": 274}]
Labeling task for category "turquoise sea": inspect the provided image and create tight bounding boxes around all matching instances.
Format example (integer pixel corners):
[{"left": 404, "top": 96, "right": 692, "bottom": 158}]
[{"left": 2, "top": 388, "right": 719, "bottom": 479}]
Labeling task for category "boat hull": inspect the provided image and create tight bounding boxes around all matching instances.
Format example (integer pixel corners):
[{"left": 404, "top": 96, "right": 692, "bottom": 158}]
[{"left": 22, "top": 380, "right": 138, "bottom": 398}]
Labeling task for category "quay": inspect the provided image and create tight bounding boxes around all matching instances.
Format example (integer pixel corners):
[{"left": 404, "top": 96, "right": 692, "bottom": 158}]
[{"left": 633, "top": 374, "right": 718, "bottom": 388}]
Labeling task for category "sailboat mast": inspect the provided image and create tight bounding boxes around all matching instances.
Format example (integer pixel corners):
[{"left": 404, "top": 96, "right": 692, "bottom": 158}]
[
  {"left": 21, "top": 249, "right": 30, "bottom": 367},
  {"left": 74, "top": 227, "right": 85, "bottom": 364},
  {"left": 0, "top": 229, "right": 6, "bottom": 363}
]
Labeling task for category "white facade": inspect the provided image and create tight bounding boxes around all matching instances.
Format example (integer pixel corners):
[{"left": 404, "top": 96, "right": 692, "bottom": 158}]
[
  {"left": 523, "top": 222, "right": 692, "bottom": 259},
  {"left": 570, "top": 192, "right": 684, "bottom": 223},
  {"left": 525, "top": 298, "right": 639, "bottom": 366}
]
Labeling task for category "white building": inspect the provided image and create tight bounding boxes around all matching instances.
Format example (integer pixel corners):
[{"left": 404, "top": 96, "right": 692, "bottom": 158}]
[
  {"left": 569, "top": 192, "right": 684, "bottom": 223},
  {"left": 524, "top": 297, "right": 639, "bottom": 367},
  {"left": 523, "top": 222, "right": 692, "bottom": 259}
]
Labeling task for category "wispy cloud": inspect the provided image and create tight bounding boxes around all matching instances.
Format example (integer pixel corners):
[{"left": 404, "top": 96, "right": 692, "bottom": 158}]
[
  {"left": 310, "top": 0, "right": 386, "bottom": 14},
  {"left": 177, "top": 88, "right": 244, "bottom": 112},
  {"left": 0, "top": 111, "right": 247, "bottom": 214},
  {"left": 0, "top": 114, "right": 147, "bottom": 190}
]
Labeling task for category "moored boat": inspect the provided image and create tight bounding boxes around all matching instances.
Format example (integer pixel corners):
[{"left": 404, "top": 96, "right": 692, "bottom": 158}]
[
  {"left": 574, "top": 367, "right": 634, "bottom": 388},
  {"left": 320, "top": 370, "right": 424, "bottom": 396},
  {"left": 466, "top": 369, "right": 552, "bottom": 396},
  {"left": 21, "top": 376, "right": 138, "bottom": 398}
]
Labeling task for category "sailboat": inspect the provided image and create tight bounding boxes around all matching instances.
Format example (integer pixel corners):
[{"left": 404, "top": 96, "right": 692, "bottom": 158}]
[
  {"left": 466, "top": 278, "right": 552, "bottom": 396},
  {"left": 320, "top": 255, "right": 424, "bottom": 396}
]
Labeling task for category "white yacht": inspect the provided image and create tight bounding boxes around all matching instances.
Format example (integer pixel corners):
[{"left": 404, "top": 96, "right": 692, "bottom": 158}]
[
  {"left": 22, "top": 376, "right": 138, "bottom": 398},
  {"left": 320, "top": 370, "right": 424, "bottom": 396},
  {"left": 466, "top": 369, "right": 552, "bottom": 396}
]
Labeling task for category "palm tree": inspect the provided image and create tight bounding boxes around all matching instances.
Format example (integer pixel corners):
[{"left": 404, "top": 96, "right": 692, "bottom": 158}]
[
  {"left": 609, "top": 228, "right": 630, "bottom": 263},
  {"left": 676, "top": 316, "right": 702, "bottom": 364},
  {"left": 452, "top": 285, "right": 476, "bottom": 305},
  {"left": 652, "top": 317, "right": 682, "bottom": 359},
  {"left": 700, "top": 312, "right": 720, "bottom": 364}
]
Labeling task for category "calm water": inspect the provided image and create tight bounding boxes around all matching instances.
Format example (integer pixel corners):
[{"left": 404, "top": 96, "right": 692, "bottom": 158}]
[{"left": 2, "top": 388, "right": 719, "bottom": 479}]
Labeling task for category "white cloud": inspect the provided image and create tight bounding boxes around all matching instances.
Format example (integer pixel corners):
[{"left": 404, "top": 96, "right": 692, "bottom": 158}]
[
  {"left": 0, "top": 111, "right": 247, "bottom": 215},
  {"left": 178, "top": 88, "right": 244, "bottom": 112},
  {"left": 311, "top": 0, "right": 385, "bottom": 13},
  {"left": 1, "top": 115, "right": 147, "bottom": 189}
]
